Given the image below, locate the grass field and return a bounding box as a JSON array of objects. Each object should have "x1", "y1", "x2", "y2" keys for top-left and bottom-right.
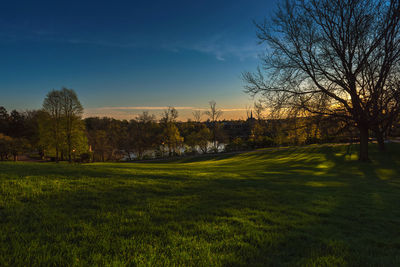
[{"x1": 1, "y1": 144, "x2": 400, "y2": 266}]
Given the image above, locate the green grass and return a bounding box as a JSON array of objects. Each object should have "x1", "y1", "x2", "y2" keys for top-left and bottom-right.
[{"x1": 1, "y1": 144, "x2": 400, "y2": 266}]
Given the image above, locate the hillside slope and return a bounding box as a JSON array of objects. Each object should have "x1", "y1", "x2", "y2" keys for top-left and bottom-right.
[{"x1": 1, "y1": 144, "x2": 400, "y2": 266}]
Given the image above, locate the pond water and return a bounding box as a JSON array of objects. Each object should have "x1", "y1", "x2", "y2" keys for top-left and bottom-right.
[{"x1": 123, "y1": 142, "x2": 226, "y2": 160}]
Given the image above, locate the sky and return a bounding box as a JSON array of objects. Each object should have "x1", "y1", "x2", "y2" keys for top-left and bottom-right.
[{"x1": 0, "y1": 0, "x2": 278, "y2": 120}]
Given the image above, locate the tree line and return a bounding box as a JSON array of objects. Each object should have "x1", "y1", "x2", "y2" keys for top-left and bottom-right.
[{"x1": 1, "y1": 88, "x2": 399, "y2": 162}]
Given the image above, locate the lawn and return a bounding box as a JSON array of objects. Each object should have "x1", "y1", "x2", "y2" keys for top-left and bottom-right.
[{"x1": 1, "y1": 144, "x2": 400, "y2": 266}]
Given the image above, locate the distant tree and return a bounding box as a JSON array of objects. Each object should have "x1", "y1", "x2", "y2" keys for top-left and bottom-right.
[
  {"x1": 106, "y1": 119, "x2": 126, "y2": 161},
  {"x1": 192, "y1": 110, "x2": 202, "y2": 123},
  {"x1": 8, "y1": 110, "x2": 25, "y2": 138},
  {"x1": 85, "y1": 117, "x2": 126, "y2": 162},
  {"x1": 37, "y1": 111, "x2": 53, "y2": 159},
  {"x1": 160, "y1": 107, "x2": 183, "y2": 156},
  {"x1": 214, "y1": 123, "x2": 228, "y2": 151},
  {"x1": 129, "y1": 112, "x2": 160, "y2": 159},
  {"x1": 59, "y1": 88, "x2": 84, "y2": 162},
  {"x1": 42, "y1": 90, "x2": 63, "y2": 162},
  {"x1": 24, "y1": 110, "x2": 47, "y2": 159},
  {"x1": 0, "y1": 134, "x2": 12, "y2": 161},
  {"x1": 93, "y1": 130, "x2": 110, "y2": 162},
  {"x1": 162, "y1": 123, "x2": 184, "y2": 156},
  {"x1": 0, "y1": 134, "x2": 26, "y2": 161},
  {"x1": 42, "y1": 88, "x2": 87, "y2": 162},
  {"x1": 246, "y1": 105, "x2": 252, "y2": 119},
  {"x1": 204, "y1": 101, "x2": 223, "y2": 150},
  {"x1": 0, "y1": 137, "x2": 9, "y2": 160},
  {"x1": 204, "y1": 101, "x2": 222, "y2": 124},
  {"x1": 69, "y1": 119, "x2": 89, "y2": 161},
  {"x1": 197, "y1": 127, "x2": 211, "y2": 153},
  {"x1": 244, "y1": 0, "x2": 400, "y2": 161},
  {"x1": 185, "y1": 131, "x2": 198, "y2": 153},
  {"x1": 184, "y1": 124, "x2": 211, "y2": 154},
  {"x1": 9, "y1": 138, "x2": 29, "y2": 161},
  {"x1": 0, "y1": 107, "x2": 9, "y2": 135},
  {"x1": 249, "y1": 122, "x2": 267, "y2": 148},
  {"x1": 253, "y1": 100, "x2": 264, "y2": 121},
  {"x1": 161, "y1": 107, "x2": 178, "y2": 125},
  {"x1": 86, "y1": 118, "x2": 106, "y2": 161},
  {"x1": 229, "y1": 137, "x2": 245, "y2": 151}
]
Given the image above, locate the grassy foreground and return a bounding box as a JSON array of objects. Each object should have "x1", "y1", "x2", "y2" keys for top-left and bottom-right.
[{"x1": 1, "y1": 144, "x2": 400, "y2": 266}]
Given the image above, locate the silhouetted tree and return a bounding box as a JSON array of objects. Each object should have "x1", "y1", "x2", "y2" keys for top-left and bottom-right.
[
  {"x1": 253, "y1": 100, "x2": 264, "y2": 121},
  {"x1": 244, "y1": 0, "x2": 400, "y2": 161},
  {"x1": 192, "y1": 110, "x2": 202, "y2": 123},
  {"x1": 160, "y1": 107, "x2": 178, "y2": 125}
]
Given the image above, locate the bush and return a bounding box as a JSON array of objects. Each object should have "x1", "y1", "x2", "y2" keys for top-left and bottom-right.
[{"x1": 80, "y1": 152, "x2": 92, "y2": 163}]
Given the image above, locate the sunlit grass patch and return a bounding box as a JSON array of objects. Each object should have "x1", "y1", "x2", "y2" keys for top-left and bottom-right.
[
  {"x1": 305, "y1": 181, "x2": 347, "y2": 187},
  {"x1": 375, "y1": 168, "x2": 396, "y2": 180}
]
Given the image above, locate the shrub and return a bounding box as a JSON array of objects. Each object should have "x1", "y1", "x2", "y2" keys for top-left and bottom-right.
[{"x1": 80, "y1": 152, "x2": 92, "y2": 163}]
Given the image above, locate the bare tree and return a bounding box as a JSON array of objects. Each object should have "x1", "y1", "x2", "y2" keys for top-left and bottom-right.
[
  {"x1": 204, "y1": 101, "x2": 223, "y2": 150},
  {"x1": 371, "y1": 66, "x2": 400, "y2": 150},
  {"x1": 192, "y1": 110, "x2": 202, "y2": 123},
  {"x1": 244, "y1": 0, "x2": 400, "y2": 161},
  {"x1": 161, "y1": 107, "x2": 178, "y2": 125},
  {"x1": 245, "y1": 105, "x2": 252, "y2": 119},
  {"x1": 204, "y1": 101, "x2": 223, "y2": 122}
]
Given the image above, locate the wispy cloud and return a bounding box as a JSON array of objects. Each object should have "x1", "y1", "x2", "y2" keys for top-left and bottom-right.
[
  {"x1": 187, "y1": 42, "x2": 260, "y2": 61},
  {"x1": 63, "y1": 36, "x2": 262, "y2": 61},
  {"x1": 64, "y1": 38, "x2": 140, "y2": 48},
  {"x1": 163, "y1": 34, "x2": 262, "y2": 61},
  {"x1": 0, "y1": 26, "x2": 262, "y2": 62},
  {"x1": 26, "y1": 29, "x2": 262, "y2": 61}
]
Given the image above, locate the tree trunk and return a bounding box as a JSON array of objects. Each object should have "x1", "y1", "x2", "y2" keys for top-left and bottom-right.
[
  {"x1": 55, "y1": 146, "x2": 59, "y2": 163},
  {"x1": 39, "y1": 150, "x2": 45, "y2": 160},
  {"x1": 376, "y1": 130, "x2": 385, "y2": 151},
  {"x1": 359, "y1": 124, "x2": 369, "y2": 162},
  {"x1": 68, "y1": 136, "x2": 72, "y2": 163}
]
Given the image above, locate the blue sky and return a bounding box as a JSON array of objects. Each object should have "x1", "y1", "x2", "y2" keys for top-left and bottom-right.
[{"x1": 0, "y1": 0, "x2": 278, "y2": 120}]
